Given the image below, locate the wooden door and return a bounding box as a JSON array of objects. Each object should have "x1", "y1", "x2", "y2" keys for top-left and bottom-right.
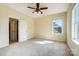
[{"x1": 9, "y1": 18, "x2": 18, "y2": 44}]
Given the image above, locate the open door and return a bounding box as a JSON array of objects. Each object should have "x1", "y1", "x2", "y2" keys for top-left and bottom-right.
[{"x1": 9, "y1": 18, "x2": 18, "y2": 44}]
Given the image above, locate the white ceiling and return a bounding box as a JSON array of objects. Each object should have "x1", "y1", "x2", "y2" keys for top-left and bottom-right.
[{"x1": 3, "y1": 3, "x2": 70, "y2": 18}]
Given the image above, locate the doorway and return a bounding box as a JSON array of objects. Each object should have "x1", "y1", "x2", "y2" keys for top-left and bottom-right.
[{"x1": 9, "y1": 17, "x2": 19, "y2": 44}]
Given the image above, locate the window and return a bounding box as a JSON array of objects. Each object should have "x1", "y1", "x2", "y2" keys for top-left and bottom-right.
[
  {"x1": 72, "y1": 3, "x2": 79, "y2": 42},
  {"x1": 52, "y1": 18, "x2": 63, "y2": 34}
]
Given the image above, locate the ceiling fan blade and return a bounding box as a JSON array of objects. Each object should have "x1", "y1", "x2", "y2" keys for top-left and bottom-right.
[
  {"x1": 40, "y1": 7, "x2": 48, "y2": 10},
  {"x1": 32, "y1": 10, "x2": 37, "y2": 13},
  {"x1": 40, "y1": 10, "x2": 43, "y2": 14},
  {"x1": 27, "y1": 6, "x2": 36, "y2": 9},
  {"x1": 32, "y1": 11, "x2": 35, "y2": 13}
]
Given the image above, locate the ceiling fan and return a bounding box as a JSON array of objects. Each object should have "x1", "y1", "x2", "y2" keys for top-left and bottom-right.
[{"x1": 27, "y1": 3, "x2": 48, "y2": 14}]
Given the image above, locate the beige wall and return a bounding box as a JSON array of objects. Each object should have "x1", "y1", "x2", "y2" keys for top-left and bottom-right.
[
  {"x1": 34, "y1": 12, "x2": 67, "y2": 42},
  {"x1": 67, "y1": 3, "x2": 79, "y2": 56},
  {"x1": 0, "y1": 4, "x2": 34, "y2": 48},
  {"x1": 1, "y1": 3, "x2": 78, "y2": 54}
]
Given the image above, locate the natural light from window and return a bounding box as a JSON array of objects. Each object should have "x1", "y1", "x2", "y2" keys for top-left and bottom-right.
[
  {"x1": 72, "y1": 3, "x2": 79, "y2": 44},
  {"x1": 52, "y1": 18, "x2": 63, "y2": 35},
  {"x1": 35, "y1": 41, "x2": 53, "y2": 44}
]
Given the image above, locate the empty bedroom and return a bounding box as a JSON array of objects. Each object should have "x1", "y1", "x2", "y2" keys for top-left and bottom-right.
[{"x1": 0, "y1": 3, "x2": 79, "y2": 56}]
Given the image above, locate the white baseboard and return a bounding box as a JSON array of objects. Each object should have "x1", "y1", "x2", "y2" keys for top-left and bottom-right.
[{"x1": 0, "y1": 41, "x2": 9, "y2": 48}]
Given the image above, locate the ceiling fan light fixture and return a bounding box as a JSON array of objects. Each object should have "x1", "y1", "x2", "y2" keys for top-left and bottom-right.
[
  {"x1": 27, "y1": 3, "x2": 48, "y2": 15},
  {"x1": 33, "y1": 11, "x2": 41, "y2": 15},
  {"x1": 36, "y1": 13, "x2": 40, "y2": 15}
]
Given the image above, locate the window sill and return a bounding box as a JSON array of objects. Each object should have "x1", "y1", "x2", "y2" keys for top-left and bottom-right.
[
  {"x1": 72, "y1": 39, "x2": 79, "y2": 45},
  {"x1": 52, "y1": 33, "x2": 63, "y2": 35}
]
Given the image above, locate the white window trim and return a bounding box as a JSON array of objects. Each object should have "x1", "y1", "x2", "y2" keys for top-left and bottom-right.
[{"x1": 72, "y1": 3, "x2": 79, "y2": 44}]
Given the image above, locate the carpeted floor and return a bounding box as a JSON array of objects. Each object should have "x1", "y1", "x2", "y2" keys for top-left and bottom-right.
[{"x1": 0, "y1": 39, "x2": 73, "y2": 56}]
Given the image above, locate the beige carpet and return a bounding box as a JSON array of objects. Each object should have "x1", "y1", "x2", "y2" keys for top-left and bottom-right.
[{"x1": 0, "y1": 39, "x2": 73, "y2": 56}]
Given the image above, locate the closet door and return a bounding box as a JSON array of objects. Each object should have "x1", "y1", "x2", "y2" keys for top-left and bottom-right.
[{"x1": 9, "y1": 18, "x2": 18, "y2": 44}]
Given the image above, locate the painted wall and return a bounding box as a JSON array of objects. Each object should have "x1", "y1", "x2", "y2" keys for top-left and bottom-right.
[
  {"x1": 67, "y1": 3, "x2": 79, "y2": 56},
  {"x1": 0, "y1": 4, "x2": 34, "y2": 48},
  {"x1": 34, "y1": 12, "x2": 67, "y2": 42}
]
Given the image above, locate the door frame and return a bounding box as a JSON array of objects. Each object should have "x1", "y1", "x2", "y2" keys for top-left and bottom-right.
[{"x1": 9, "y1": 17, "x2": 19, "y2": 44}]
